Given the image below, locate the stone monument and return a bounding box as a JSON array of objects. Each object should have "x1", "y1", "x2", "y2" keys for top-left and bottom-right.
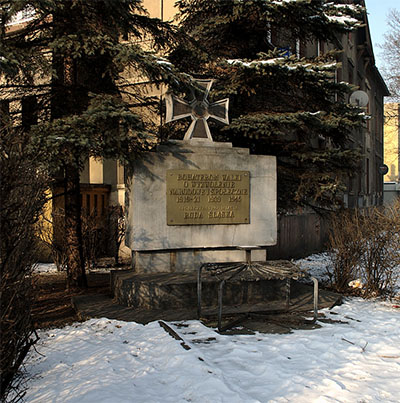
[{"x1": 125, "y1": 79, "x2": 277, "y2": 273}]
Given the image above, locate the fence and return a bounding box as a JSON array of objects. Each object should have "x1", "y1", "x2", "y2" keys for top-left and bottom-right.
[{"x1": 267, "y1": 212, "x2": 330, "y2": 259}]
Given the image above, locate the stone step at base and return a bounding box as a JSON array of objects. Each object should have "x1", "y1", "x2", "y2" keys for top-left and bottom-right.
[{"x1": 111, "y1": 269, "x2": 313, "y2": 311}]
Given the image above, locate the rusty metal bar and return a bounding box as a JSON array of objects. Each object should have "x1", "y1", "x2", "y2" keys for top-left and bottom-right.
[
  {"x1": 197, "y1": 255, "x2": 310, "y2": 331},
  {"x1": 218, "y1": 279, "x2": 226, "y2": 331},
  {"x1": 285, "y1": 278, "x2": 291, "y2": 310},
  {"x1": 197, "y1": 263, "x2": 205, "y2": 319},
  {"x1": 311, "y1": 276, "x2": 319, "y2": 322}
]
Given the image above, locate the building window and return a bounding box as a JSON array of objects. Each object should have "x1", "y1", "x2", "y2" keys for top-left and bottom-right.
[
  {"x1": 86, "y1": 194, "x2": 91, "y2": 214},
  {"x1": 348, "y1": 59, "x2": 354, "y2": 85},
  {"x1": 348, "y1": 32, "x2": 353, "y2": 49},
  {"x1": 317, "y1": 40, "x2": 325, "y2": 56},
  {"x1": 0, "y1": 100, "x2": 10, "y2": 128},
  {"x1": 21, "y1": 95, "x2": 38, "y2": 131}
]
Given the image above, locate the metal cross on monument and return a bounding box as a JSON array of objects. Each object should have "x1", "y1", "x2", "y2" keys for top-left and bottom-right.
[{"x1": 165, "y1": 79, "x2": 229, "y2": 141}]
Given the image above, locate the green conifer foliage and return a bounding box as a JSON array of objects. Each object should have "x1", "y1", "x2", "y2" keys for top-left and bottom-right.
[
  {"x1": 1, "y1": 0, "x2": 186, "y2": 288},
  {"x1": 170, "y1": 0, "x2": 366, "y2": 211}
]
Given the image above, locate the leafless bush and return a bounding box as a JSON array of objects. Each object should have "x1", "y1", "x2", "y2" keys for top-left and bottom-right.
[
  {"x1": 107, "y1": 206, "x2": 126, "y2": 266},
  {"x1": 81, "y1": 209, "x2": 104, "y2": 269},
  {"x1": 40, "y1": 204, "x2": 126, "y2": 272},
  {"x1": 0, "y1": 126, "x2": 48, "y2": 401},
  {"x1": 328, "y1": 202, "x2": 400, "y2": 298},
  {"x1": 360, "y1": 203, "x2": 400, "y2": 297},
  {"x1": 37, "y1": 209, "x2": 68, "y2": 271},
  {"x1": 82, "y1": 205, "x2": 126, "y2": 267},
  {"x1": 38, "y1": 206, "x2": 104, "y2": 272},
  {"x1": 328, "y1": 209, "x2": 365, "y2": 292}
]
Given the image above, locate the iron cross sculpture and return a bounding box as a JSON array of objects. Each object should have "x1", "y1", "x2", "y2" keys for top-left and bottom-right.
[{"x1": 165, "y1": 79, "x2": 229, "y2": 141}]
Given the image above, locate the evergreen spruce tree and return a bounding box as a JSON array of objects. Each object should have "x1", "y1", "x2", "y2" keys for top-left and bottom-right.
[
  {"x1": 1, "y1": 0, "x2": 186, "y2": 289},
  {"x1": 169, "y1": 0, "x2": 366, "y2": 211}
]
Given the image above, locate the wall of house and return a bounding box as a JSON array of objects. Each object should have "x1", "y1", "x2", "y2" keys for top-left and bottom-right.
[
  {"x1": 383, "y1": 181, "x2": 400, "y2": 205},
  {"x1": 84, "y1": 1, "x2": 178, "y2": 213},
  {"x1": 142, "y1": 0, "x2": 176, "y2": 21},
  {"x1": 335, "y1": 21, "x2": 388, "y2": 208},
  {"x1": 384, "y1": 103, "x2": 400, "y2": 182},
  {"x1": 80, "y1": 158, "x2": 130, "y2": 259},
  {"x1": 80, "y1": 158, "x2": 124, "y2": 204}
]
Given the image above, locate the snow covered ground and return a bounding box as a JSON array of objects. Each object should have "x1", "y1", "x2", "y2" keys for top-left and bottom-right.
[
  {"x1": 34, "y1": 263, "x2": 58, "y2": 274},
  {"x1": 295, "y1": 252, "x2": 334, "y2": 285},
  {"x1": 34, "y1": 263, "x2": 113, "y2": 274},
  {"x1": 21, "y1": 254, "x2": 400, "y2": 403}
]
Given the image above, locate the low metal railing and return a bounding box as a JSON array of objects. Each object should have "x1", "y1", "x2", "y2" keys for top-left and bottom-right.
[{"x1": 197, "y1": 255, "x2": 319, "y2": 332}]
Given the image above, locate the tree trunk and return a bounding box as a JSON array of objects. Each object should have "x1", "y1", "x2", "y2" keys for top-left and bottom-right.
[{"x1": 64, "y1": 163, "x2": 87, "y2": 289}]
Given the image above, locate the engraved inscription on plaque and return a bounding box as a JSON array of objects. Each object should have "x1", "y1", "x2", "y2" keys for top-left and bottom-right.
[{"x1": 166, "y1": 170, "x2": 250, "y2": 225}]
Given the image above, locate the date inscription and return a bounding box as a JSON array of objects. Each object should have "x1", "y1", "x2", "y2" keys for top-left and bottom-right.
[{"x1": 166, "y1": 170, "x2": 250, "y2": 225}]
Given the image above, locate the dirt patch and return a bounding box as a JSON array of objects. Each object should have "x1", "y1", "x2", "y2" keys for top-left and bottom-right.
[{"x1": 31, "y1": 271, "x2": 111, "y2": 329}]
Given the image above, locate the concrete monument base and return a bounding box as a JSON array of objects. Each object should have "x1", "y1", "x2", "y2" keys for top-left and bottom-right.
[
  {"x1": 126, "y1": 140, "x2": 277, "y2": 273},
  {"x1": 133, "y1": 248, "x2": 267, "y2": 273},
  {"x1": 112, "y1": 265, "x2": 288, "y2": 310}
]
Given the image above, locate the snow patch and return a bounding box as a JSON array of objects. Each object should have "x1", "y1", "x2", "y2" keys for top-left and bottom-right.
[
  {"x1": 34, "y1": 263, "x2": 58, "y2": 274},
  {"x1": 226, "y1": 58, "x2": 337, "y2": 73},
  {"x1": 20, "y1": 298, "x2": 400, "y2": 402},
  {"x1": 295, "y1": 252, "x2": 333, "y2": 284},
  {"x1": 20, "y1": 252, "x2": 400, "y2": 402}
]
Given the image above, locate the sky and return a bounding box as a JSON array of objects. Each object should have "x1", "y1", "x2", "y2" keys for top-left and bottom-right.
[{"x1": 365, "y1": 0, "x2": 399, "y2": 71}]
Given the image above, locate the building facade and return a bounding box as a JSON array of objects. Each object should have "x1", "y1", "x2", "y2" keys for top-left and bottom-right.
[
  {"x1": 304, "y1": 0, "x2": 389, "y2": 208},
  {"x1": 5, "y1": 1, "x2": 387, "y2": 211},
  {"x1": 383, "y1": 103, "x2": 400, "y2": 204},
  {"x1": 384, "y1": 103, "x2": 400, "y2": 182},
  {"x1": 337, "y1": 1, "x2": 389, "y2": 208},
  {"x1": 2, "y1": 1, "x2": 389, "y2": 259}
]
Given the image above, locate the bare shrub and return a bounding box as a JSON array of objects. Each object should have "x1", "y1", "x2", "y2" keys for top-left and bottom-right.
[
  {"x1": 81, "y1": 209, "x2": 104, "y2": 269},
  {"x1": 107, "y1": 206, "x2": 126, "y2": 266},
  {"x1": 0, "y1": 126, "x2": 48, "y2": 401},
  {"x1": 82, "y1": 205, "x2": 126, "y2": 268},
  {"x1": 328, "y1": 209, "x2": 364, "y2": 292},
  {"x1": 38, "y1": 207, "x2": 103, "y2": 272},
  {"x1": 37, "y1": 208, "x2": 68, "y2": 272},
  {"x1": 360, "y1": 203, "x2": 400, "y2": 298},
  {"x1": 328, "y1": 202, "x2": 400, "y2": 297},
  {"x1": 39, "y1": 204, "x2": 126, "y2": 272}
]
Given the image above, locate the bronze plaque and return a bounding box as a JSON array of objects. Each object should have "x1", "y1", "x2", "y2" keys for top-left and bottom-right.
[{"x1": 166, "y1": 170, "x2": 250, "y2": 225}]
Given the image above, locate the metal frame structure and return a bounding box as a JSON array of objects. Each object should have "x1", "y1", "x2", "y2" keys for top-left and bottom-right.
[
  {"x1": 165, "y1": 79, "x2": 229, "y2": 141},
  {"x1": 197, "y1": 258, "x2": 319, "y2": 332}
]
